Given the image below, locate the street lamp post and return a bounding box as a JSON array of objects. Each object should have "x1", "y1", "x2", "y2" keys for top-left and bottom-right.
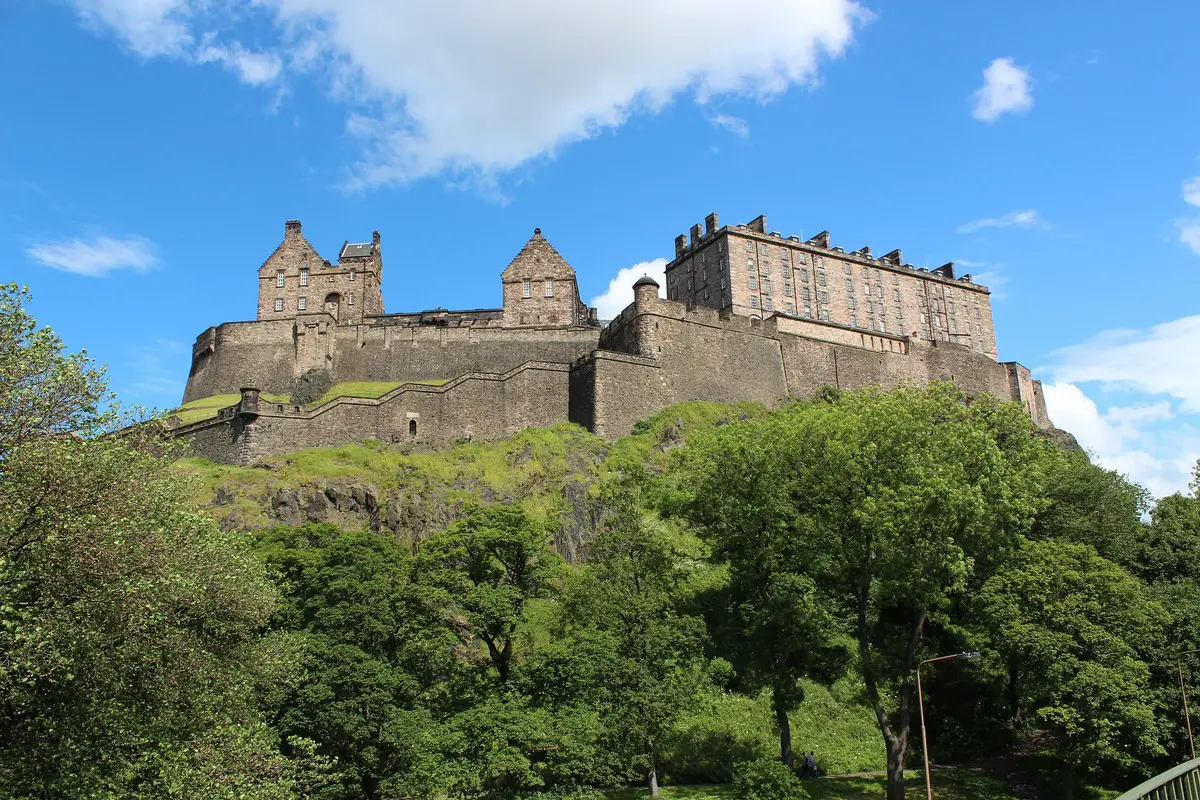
[
  {"x1": 1180, "y1": 649, "x2": 1199, "y2": 761},
  {"x1": 917, "y1": 651, "x2": 982, "y2": 800}
]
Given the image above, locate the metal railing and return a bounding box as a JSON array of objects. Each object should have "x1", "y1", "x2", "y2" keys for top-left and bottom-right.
[{"x1": 1114, "y1": 757, "x2": 1200, "y2": 800}]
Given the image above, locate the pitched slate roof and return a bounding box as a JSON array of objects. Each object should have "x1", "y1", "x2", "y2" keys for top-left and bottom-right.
[
  {"x1": 340, "y1": 242, "x2": 375, "y2": 259},
  {"x1": 501, "y1": 228, "x2": 577, "y2": 281}
]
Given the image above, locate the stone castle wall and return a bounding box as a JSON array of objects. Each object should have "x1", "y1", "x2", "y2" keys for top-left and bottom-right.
[{"x1": 184, "y1": 315, "x2": 600, "y2": 402}]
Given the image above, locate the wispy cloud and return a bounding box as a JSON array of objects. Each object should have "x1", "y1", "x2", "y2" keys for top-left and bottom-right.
[
  {"x1": 67, "y1": 0, "x2": 871, "y2": 188},
  {"x1": 27, "y1": 234, "x2": 160, "y2": 277},
  {"x1": 1176, "y1": 176, "x2": 1200, "y2": 254},
  {"x1": 590, "y1": 258, "x2": 667, "y2": 320},
  {"x1": 972, "y1": 57, "x2": 1033, "y2": 123},
  {"x1": 1042, "y1": 314, "x2": 1200, "y2": 497},
  {"x1": 971, "y1": 270, "x2": 1009, "y2": 301},
  {"x1": 709, "y1": 112, "x2": 749, "y2": 139},
  {"x1": 956, "y1": 208, "x2": 1041, "y2": 234}
]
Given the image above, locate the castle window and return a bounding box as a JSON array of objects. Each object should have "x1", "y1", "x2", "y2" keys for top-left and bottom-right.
[
  {"x1": 350, "y1": 269, "x2": 356, "y2": 281},
  {"x1": 850, "y1": 313, "x2": 859, "y2": 327},
  {"x1": 300, "y1": 268, "x2": 309, "y2": 287},
  {"x1": 720, "y1": 277, "x2": 726, "y2": 289},
  {"x1": 920, "y1": 313, "x2": 927, "y2": 324},
  {"x1": 522, "y1": 280, "x2": 532, "y2": 299},
  {"x1": 800, "y1": 271, "x2": 808, "y2": 283},
  {"x1": 298, "y1": 296, "x2": 307, "y2": 311},
  {"x1": 843, "y1": 263, "x2": 852, "y2": 274},
  {"x1": 409, "y1": 419, "x2": 417, "y2": 437},
  {"x1": 845, "y1": 278, "x2": 853, "y2": 292},
  {"x1": 820, "y1": 309, "x2": 830, "y2": 322},
  {"x1": 763, "y1": 279, "x2": 772, "y2": 295},
  {"x1": 545, "y1": 278, "x2": 553, "y2": 297},
  {"x1": 819, "y1": 291, "x2": 829, "y2": 304},
  {"x1": 894, "y1": 289, "x2": 901, "y2": 301},
  {"x1": 274, "y1": 297, "x2": 284, "y2": 312},
  {"x1": 803, "y1": 303, "x2": 812, "y2": 318},
  {"x1": 783, "y1": 281, "x2": 792, "y2": 297},
  {"x1": 276, "y1": 270, "x2": 285, "y2": 287},
  {"x1": 817, "y1": 273, "x2": 826, "y2": 287},
  {"x1": 748, "y1": 275, "x2": 757, "y2": 290},
  {"x1": 750, "y1": 296, "x2": 759, "y2": 308},
  {"x1": 348, "y1": 293, "x2": 354, "y2": 306},
  {"x1": 764, "y1": 297, "x2": 774, "y2": 312}
]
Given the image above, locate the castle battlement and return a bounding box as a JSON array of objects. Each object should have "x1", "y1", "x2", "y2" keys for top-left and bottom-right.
[{"x1": 173, "y1": 214, "x2": 1051, "y2": 464}]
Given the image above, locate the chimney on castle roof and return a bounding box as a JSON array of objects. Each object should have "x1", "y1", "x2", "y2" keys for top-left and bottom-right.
[
  {"x1": 372, "y1": 230, "x2": 380, "y2": 246},
  {"x1": 858, "y1": 245, "x2": 872, "y2": 258},
  {"x1": 806, "y1": 230, "x2": 831, "y2": 248},
  {"x1": 690, "y1": 223, "x2": 702, "y2": 245},
  {"x1": 932, "y1": 262, "x2": 956, "y2": 279},
  {"x1": 705, "y1": 212, "x2": 719, "y2": 235},
  {"x1": 747, "y1": 214, "x2": 767, "y2": 233},
  {"x1": 675, "y1": 234, "x2": 687, "y2": 257},
  {"x1": 285, "y1": 219, "x2": 302, "y2": 240},
  {"x1": 881, "y1": 248, "x2": 903, "y2": 266}
]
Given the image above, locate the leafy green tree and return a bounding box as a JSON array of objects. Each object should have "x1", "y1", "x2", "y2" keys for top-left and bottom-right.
[
  {"x1": 681, "y1": 385, "x2": 1049, "y2": 800},
  {"x1": 550, "y1": 480, "x2": 711, "y2": 798},
  {"x1": 1029, "y1": 449, "x2": 1149, "y2": 569},
  {"x1": 676, "y1": 415, "x2": 848, "y2": 770},
  {"x1": 417, "y1": 505, "x2": 562, "y2": 684},
  {"x1": 976, "y1": 539, "x2": 1167, "y2": 798},
  {"x1": 256, "y1": 524, "x2": 455, "y2": 800},
  {"x1": 0, "y1": 284, "x2": 287, "y2": 798}
]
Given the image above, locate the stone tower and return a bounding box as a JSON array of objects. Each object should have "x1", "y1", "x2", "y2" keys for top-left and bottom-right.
[
  {"x1": 500, "y1": 228, "x2": 591, "y2": 328},
  {"x1": 256, "y1": 220, "x2": 384, "y2": 325}
]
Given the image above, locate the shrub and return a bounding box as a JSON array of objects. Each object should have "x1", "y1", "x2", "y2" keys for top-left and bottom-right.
[{"x1": 731, "y1": 758, "x2": 809, "y2": 800}]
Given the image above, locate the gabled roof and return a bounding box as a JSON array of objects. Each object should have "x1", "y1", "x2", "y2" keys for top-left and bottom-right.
[
  {"x1": 258, "y1": 229, "x2": 323, "y2": 274},
  {"x1": 501, "y1": 228, "x2": 577, "y2": 281}
]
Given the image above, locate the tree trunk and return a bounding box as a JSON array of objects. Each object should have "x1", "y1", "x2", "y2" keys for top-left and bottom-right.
[
  {"x1": 1062, "y1": 760, "x2": 1075, "y2": 800},
  {"x1": 773, "y1": 687, "x2": 794, "y2": 770},
  {"x1": 885, "y1": 732, "x2": 906, "y2": 800},
  {"x1": 647, "y1": 739, "x2": 660, "y2": 800}
]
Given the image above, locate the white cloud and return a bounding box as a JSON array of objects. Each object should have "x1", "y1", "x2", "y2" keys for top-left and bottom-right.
[
  {"x1": 1046, "y1": 315, "x2": 1200, "y2": 413},
  {"x1": 956, "y1": 208, "x2": 1041, "y2": 234},
  {"x1": 972, "y1": 57, "x2": 1033, "y2": 123},
  {"x1": 710, "y1": 113, "x2": 750, "y2": 139},
  {"x1": 26, "y1": 234, "x2": 160, "y2": 277},
  {"x1": 71, "y1": 0, "x2": 281, "y2": 85},
  {"x1": 1183, "y1": 176, "x2": 1200, "y2": 207},
  {"x1": 68, "y1": 0, "x2": 869, "y2": 185},
  {"x1": 1042, "y1": 315, "x2": 1200, "y2": 496},
  {"x1": 1179, "y1": 219, "x2": 1200, "y2": 255},
  {"x1": 591, "y1": 258, "x2": 667, "y2": 320},
  {"x1": 1043, "y1": 383, "x2": 1196, "y2": 499}
]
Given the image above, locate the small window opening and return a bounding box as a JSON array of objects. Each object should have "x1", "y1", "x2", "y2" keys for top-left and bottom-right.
[{"x1": 409, "y1": 419, "x2": 417, "y2": 437}]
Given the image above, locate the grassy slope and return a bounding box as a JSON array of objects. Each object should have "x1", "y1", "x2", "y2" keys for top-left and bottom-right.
[{"x1": 174, "y1": 380, "x2": 450, "y2": 425}]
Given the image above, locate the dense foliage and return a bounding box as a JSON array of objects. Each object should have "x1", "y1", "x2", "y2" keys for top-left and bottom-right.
[{"x1": 4, "y1": 282, "x2": 1200, "y2": 800}]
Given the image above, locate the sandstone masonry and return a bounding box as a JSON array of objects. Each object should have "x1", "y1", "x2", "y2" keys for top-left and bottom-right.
[{"x1": 173, "y1": 215, "x2": 1052, "y2": 464}]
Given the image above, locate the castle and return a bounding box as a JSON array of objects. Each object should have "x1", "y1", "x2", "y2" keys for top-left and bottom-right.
[{"x1": 174, "y1": 214, "x2": 1051, "y2": 464}]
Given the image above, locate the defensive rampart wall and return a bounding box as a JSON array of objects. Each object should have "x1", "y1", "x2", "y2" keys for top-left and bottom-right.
[{"x1": 184, "y1": 315, "x2": 600, "y2": 403}]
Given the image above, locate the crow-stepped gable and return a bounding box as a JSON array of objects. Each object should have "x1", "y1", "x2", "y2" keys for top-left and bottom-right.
[{"x1": 174, "y1": 215, "x2": 1053, "y2": 464}]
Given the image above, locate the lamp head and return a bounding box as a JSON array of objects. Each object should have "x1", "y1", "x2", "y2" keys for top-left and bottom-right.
[{"x1": 959, "y1": 651, "x2": 983, "y2": 660}]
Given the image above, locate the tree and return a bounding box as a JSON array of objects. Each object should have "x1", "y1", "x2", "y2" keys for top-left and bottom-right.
[
  {"x1": 417, "y1": 505, "x2": 562, "y2": 684},
  {"x1": 977, "y1": 539, "x2": 1167, "y2": 799},
  {"x1": 256, "y1": 525, "x2": 455, "y2": 800},
  {"x1": 558, "y1": 479, "x2": 710, "y2": 799},
  {"x1": 0, "y1": 284, "x2": 287, "y2": 798},
  {"x1": 678, "y1": 415, "x2": 848, "y2": 770},
  {"x1": 681, "y1": 385, "x2": 1050, "y2": 800}
]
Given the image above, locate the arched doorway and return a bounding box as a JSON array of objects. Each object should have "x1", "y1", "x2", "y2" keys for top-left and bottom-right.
[{"x1": 324, "y1": 293, "x2": 341, "y2": 321}]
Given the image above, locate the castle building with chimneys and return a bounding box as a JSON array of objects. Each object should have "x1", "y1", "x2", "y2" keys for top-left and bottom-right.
[{"x1": 173, "y1": 214, "x2": 1051, "y2": 464}]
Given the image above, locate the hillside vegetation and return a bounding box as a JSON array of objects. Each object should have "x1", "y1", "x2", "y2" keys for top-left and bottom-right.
[{"x1": 5, "y1": 283, "x2": 1195, "y2": 800}]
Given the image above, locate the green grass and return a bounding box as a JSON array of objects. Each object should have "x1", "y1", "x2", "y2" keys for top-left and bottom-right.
[
  {"x1": 607, "y1": 768, "x2": 1016, "y2": 799},
  {"x1": 173, "y1": 380, "x2": 450, "y2": 425}
]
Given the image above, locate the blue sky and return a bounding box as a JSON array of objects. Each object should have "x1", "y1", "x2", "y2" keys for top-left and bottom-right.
[{"x1": 3, "y1": 0, "x2": 1199, "y2": 496}]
